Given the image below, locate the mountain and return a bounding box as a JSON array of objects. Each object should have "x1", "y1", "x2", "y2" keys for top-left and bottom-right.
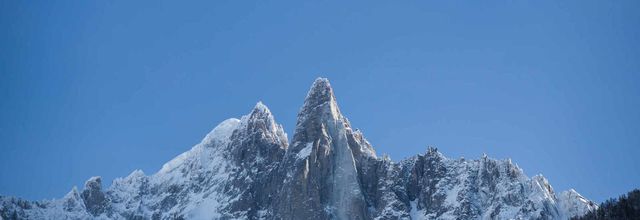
[
  {"x1": 0, "y1": 78, "x2": 597, "y2": 220},
  {"x1": 571, "y1": 188, "x2": 640, "y2": 220}
]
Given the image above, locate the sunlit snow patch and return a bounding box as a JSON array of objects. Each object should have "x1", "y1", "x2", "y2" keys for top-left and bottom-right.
[{"x1": 297, "y1": 142, "x2": 313, "y2": 159}]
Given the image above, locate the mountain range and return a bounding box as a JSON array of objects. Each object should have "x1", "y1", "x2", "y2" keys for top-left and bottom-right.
[{"x1": 0, "y1": 78, "x2": 597, "y2": 220}]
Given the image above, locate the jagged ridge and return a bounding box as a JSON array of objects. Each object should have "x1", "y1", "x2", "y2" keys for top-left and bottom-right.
[{"x1": 0, "y1": 78, "x2": 597, "y2": 220}]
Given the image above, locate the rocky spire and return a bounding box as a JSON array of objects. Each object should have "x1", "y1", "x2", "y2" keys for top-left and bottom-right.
[
  {"x1": 238, "y1": 101, "x2": 288, "y2": 149},
  {"x1": 300, "y1": 78, "x2": 338, "y2": 114},
  {"x1": 278, "y1": 78, "x2": 372, "y2": 220},
  {"x1": 294, "y1": 78, "x2": 341, "y2": 135},
  {"x1": 292, "y1": 77, "x2": 375, "y2": 157},
  {"x1": 81, "y1": 176, "x2": 108, "y2": 216}
]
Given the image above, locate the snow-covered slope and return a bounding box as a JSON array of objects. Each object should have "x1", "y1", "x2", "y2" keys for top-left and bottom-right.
[{"x1": 0, "y1": 78, "x2": 597, "y2": 220}]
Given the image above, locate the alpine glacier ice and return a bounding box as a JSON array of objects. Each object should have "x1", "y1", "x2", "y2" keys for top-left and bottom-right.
[{"x1": 0, "y1": 78, "x2": 597, "y2": 220}]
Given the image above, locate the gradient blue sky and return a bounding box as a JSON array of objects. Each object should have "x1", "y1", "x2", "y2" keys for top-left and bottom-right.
[{"x1": 1, "y1": 1, "x2": 639, "y2": 203}]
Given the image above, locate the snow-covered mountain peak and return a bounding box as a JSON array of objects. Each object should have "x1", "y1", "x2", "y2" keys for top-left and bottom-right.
[
  {"x1": 253, "y1": 100, "x2": 269, "y2": 112},
  {"x1": 63, "y1": 187, "x2": 82, "y2": 201},
  {"x1": 247, "y1": 101, "x2": 279, "y2": 126},
  {"x1": 201, "y1": 118, "x2": 241, "y2": 148},
  {"x1": 238, "y1": 101, "x2": 288, "y2": 149},
  {"x1": 558, "y1": 188, "x2": 598, "y2": 219},
  {"x1": 244, "y1": 101, "x2": 277, "y2": 129},
  {"x1": 156, "y1": 117, "x2": 241, "y2": 175}
]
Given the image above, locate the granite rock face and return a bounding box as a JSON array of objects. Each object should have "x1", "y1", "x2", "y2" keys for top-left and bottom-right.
[
  {"x1": 0, "y1": 78, "x2": 597, "y2": 220},
  {"x1": 275, "y1": 78, "x2": 374, "y2": 220},
  {"x1": 81, "y1": 177, "x2": 109, "y2": 216}
]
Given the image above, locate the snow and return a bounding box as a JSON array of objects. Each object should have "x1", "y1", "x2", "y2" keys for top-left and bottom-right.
[
  {"x1": 557, "y1": 188, "x2": 598, "y2": 219},
  {"x1": 297, "y1": 142, "x2": 313, "y2": 159},
  {"x1": 257, "y1": 209, "x2": 269, "y2": 219},
  {"x1": 158, "y1": 118, "x2": 240, "y2": 174},
  {"x1": 201, "y1": 118, "x2": 241, "y2": 146},
  {"x1": 85, "y1": 176, "x2": 101, "y2": 185},
  {"x1": 189, "y1": 197, "x2": 222, "y2": 220},
  {"x1": 444, "y1": 183, "x2": 462, "y2": 206},
  {"x1": 63, "y1": 186, "x2": 82, "y2": 201},
  {"x1": 254, "y1": 101, "x2": 269, "y2": 112},
  {"x1": 409, "y1": 200, "x2": 426, "y2": 220},
  {"x1": 157, "y1": 148, "x2": 195, "y2": 174}
]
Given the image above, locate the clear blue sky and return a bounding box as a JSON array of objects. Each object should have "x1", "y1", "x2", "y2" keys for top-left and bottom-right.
[{"x1": 1, "y1": 1, "x2": 638, "y2": 203}]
